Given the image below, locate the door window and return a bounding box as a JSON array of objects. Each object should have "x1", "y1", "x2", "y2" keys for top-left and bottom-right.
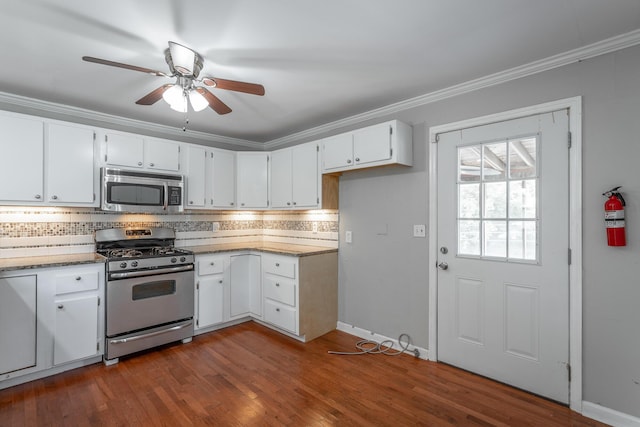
[{"x1": 457, "y1": 136, "x2": 538, "y2": 261}]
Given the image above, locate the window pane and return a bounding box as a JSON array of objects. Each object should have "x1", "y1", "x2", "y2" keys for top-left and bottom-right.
[
  {"x1": 459, "y1": 145, "x2": 482, "y2": 182},
  {"x1": 509, "y1": 137, "x2": 537, "y2": 179},
  {"x1": 459, "y1": 220, "x2": 481, "y2": 256},
  {"x1": 509, "y1": 221, "x2": 537, "y2": 260},
  {"x1": 484, "y1": 221, "x2": 506, "y2": 257},
  {"x1": 459, "y1": 183, "x2": 480, "y2": 218},
  {"x1": 483, "y1": 142, "x2": 507, "y2": 181},
  {"x1": 509, "y1": 179, "x2": 536, "y2": 219},
  {"x1": 484, "y1": 182, "x2": 506, "y2": 218}
]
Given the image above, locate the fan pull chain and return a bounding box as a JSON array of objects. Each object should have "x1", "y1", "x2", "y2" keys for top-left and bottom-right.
[{"x1": 183, "y1": 112, "x2": 189, "y2": 132}]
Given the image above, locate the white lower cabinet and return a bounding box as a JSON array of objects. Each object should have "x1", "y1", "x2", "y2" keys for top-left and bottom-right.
[
  {"x1": 0, "y1": 263, "x2": 104, "y2": 390},
  {"x1": 229, "y1": 254, "x2": 261, "y2": 319},
  {"x1": 194, "y1": 254, "x2": 226, "y2": 331},
  {"x1": 0, "y1": 275, "x2": 37, "y2": 376}
]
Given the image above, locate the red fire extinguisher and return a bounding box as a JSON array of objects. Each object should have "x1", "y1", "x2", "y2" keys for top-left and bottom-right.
[{"x1": 603, "y1": 186, "x2": 626, "y2": 247}]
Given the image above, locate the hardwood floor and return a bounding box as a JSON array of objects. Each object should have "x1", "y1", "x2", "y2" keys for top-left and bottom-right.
[{"x1": 0, "y1": 322, "x2": 607, "y2": 426}]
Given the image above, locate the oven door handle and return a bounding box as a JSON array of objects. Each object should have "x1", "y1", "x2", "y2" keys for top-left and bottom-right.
[
  {"x1": 108, "y1": 321, "x2": 193, "y2": 344},
  {"x1": 109, "y1": 264, "x2": 194, "y2": 280}
]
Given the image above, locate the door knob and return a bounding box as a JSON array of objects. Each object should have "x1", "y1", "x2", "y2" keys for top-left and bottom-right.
[{"x1": 438, "y1": 262, "x2": 449, "y2": 270}]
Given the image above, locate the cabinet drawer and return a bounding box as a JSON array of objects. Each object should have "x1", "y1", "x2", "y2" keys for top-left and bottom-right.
[
  {"x1": 198, "y1": 256, "x2": 225, "y2": 276},
  {"x1": 55, "y1": 271, "x2": 99, "y2": 295},
  {"x1": 264, "y1": 299, "x2": 297, "y2": 334},
  {"x1": 263, "y1": 257, "x2": 296, "y2": 278},
  {"x1": 264, "y1": 275, "x2": 296, "y2": 307}
]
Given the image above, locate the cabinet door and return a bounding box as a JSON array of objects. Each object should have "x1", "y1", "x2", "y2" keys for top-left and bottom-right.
[
  {"x1": 197, "y1": 275, "x2": 225, "y2": 329},
  {"x1": 54, "y1": 295, "x2": 99, "y2": 365},
  {"x1": 270, "y1": 148, "x2": 292, "y2": 208},
  {"x1": 186, "y1": 145, "x2": 206, "y2": 208},
  {"x1": 212, "y1": 149, "x2": 236, "y2": 208},
  {"x1": 322, "y1": 133, "x2": 353, "y2": 171},
  {"x1": 352, "y1": 122, "x2": 392, "y2": 166},
  {"x1": 0, "y1": 275, "x2": 37, "y2": 375},
  {"x1": 105, "y1": 133, "x2": 144, "y2": 168},
  {"x1": 0, "y1": 115, "x2": 44, "y2": 202},
  {"x1": 291, "y1": 142, "x2": 320, "y2": 208},
  {"x1": 236, "y1": 152, "x2": 269, "y2": 208},
  {"x1": 47, "y1": 123, "x2": 96, "y2": 204},
  {"x1": 145, "y1": 138, "x2": 180, "y2": 171},
  {"x1": 229, "y1": 254, "x2": 261, "y2": 319}
]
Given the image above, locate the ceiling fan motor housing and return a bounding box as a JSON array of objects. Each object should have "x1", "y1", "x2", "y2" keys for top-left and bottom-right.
[{"x1": 165, "y1": 42, "x2": 203, "y2": 78}]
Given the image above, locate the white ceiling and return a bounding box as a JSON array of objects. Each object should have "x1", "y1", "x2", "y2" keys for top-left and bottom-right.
[{"x1": 1, "y1": 0, "x2": 639, "y2": 145}]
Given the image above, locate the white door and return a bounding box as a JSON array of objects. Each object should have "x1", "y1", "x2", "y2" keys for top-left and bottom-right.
[
  {"x1": 236, "y1": 152, "x2": 269, "y2": 208},
  {"x1": 105, "y1": 133, "x2": 144, "y2": 168},
  {"x1": 186, "y1": 145, "x2": 207, "y2": 208},
  {"x1": 54, "y1": 295, "x2": 99, "y2": 365},
  {"x1": 436, "y1": 111, "x2": 570, "y2": 403},
  {"x1": 145, "y1": 138, "x2": 180, "y2": 171},
  {"x1": 352, "y1": 122, "x2": 392, "y2": 166},
  {"x1": 291, "y1": 142, "x2": 319, "y2": 208},
  {"x1": 270, "y1": 148, "x2": 293, "y2": 208}
]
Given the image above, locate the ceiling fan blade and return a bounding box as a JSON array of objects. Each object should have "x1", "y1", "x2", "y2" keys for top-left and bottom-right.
[
  {"x1": 82, "y1": 56, "x2": 170, "y2": 77},
  {"x1": 202, "y1": 77, "x2": 265, "y2": 96},
  {"x1": 136, "y1": 85, "x2": 172, "y2": 105},
  {"x1": 196, "y1": 87, "x2": 232, "y2": 114}
]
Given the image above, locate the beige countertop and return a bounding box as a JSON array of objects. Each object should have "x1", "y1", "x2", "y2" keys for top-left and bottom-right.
[
  {"x1": 0, "y1": 253, "x2": 106, "y2": 272},
  {"x1": 183, "y1": 241, "x2": 338, "y2": 257}
]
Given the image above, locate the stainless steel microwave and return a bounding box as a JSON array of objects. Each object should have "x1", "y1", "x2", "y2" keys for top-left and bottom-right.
[{"x1": 101, "y1": 168, "x2": 184, "y2": 213}]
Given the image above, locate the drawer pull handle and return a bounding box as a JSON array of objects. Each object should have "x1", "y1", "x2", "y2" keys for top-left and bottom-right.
[
  {"x1": 57, "y1": 304, "x2": 64, "y2": 310},
  {"x1": 75, "y1": 276, "x2": 82, "y2": 281}
]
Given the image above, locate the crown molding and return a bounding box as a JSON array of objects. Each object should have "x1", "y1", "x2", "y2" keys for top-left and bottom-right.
[
  {"x1": 265, "y1": 28, "x2": 640, "y2": 149},
  {"x1": 0, "y1": 91, "x2": 261, "y2": 149}
]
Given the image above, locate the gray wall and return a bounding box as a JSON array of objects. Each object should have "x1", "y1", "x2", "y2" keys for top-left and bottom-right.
[{"x1": 315, "y1": 44, "x2": 640, "y2": 417}]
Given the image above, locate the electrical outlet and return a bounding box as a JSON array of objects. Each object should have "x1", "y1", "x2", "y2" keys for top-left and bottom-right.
[
  {"x1": 413, "y1": 224, "x2": 426, "y2": 238},
  {"x1": 345, "y1": 230, "x2": 353, "y2": 243},
  {"x1": 312, "y1": 222, "x2": 318, "y2": 234}
]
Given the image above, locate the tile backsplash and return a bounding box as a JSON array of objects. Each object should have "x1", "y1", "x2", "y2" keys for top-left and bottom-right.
[{"x1": 0, "y1": 208, "x2": 339, "y2": 258}]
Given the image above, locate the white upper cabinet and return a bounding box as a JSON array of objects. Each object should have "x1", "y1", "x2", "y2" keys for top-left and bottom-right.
[
  {"x1": 145, "y1": 138, "x2": 180, "y2": 172},
  {"x1": 185, "y1": 145, "x2": 207, "y2": 208},
  {"x1": 0, "y1": 114, "x2": 44, "y2": 203},
  {"x1": 212, "y1": 149, "x2": 236, "y2": 209},
  {"x1": 271, "y1": 142, "x2": 320, "y2": 209},
  {"x1": 104, "y1": 133, "x2": 180, "y2": 172},
  {"x1": 46, "y1": 123, "x2": 96, "y2": 205},
  {"x1": 104, "y1": 133, "x2": 144, "y2": 168},
  {"x1": 236, "y1": 152, "x2": 269, "y2": 209},
  {"x1": 322, "y1": 120, "x2": 413, "y2": 173}
]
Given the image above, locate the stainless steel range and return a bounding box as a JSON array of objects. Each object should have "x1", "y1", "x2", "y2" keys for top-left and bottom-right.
[{"x1": 96, "y1": 227, "x2": 194, "y2": 365}]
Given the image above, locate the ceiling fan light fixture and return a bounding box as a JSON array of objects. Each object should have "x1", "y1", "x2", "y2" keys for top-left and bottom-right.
[
  {"x1": 189, "y1": 89, "x2": 209, "y2": 112},
  {"x1": 162, "y1": 84, "x2": 187, "y2": 112}
]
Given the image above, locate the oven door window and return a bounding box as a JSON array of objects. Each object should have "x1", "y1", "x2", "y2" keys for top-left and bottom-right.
[
  {"x1": 107, "y1": 183, "x2": 165, "y2": 206},
  {"x1": 132, "y1": 280, "x2": 176, "y2": 300}
]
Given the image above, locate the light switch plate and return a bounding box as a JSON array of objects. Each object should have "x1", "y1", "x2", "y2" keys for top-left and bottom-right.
[
  {"x1": 413, "y1": 224, "x2": 426, "y2": 238},
  {"x1": 345, "y1": 230, "x2": 353, "y2": 243}
]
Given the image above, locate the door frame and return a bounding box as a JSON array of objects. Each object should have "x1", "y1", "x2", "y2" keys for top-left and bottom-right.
[{"x1": 427, "y1": 97, "x2": 583, "y2": 411}]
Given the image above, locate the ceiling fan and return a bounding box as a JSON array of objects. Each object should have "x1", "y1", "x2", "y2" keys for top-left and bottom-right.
[{"x1": 82, "y1": 41, "x2": 265, "y2": 115}]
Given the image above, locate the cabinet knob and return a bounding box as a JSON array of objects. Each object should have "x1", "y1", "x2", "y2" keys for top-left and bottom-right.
[
  {"x1": 230, "y1": 202, "x2": 234, "y2": 206},
  {"x1": 355, "y1": 157, "x2": 360, "y2": 162},
  {"x1": 275, "y1": 263, "x2": 280, "y2": 267},
  {"x1": 293, "y1": 202, "x2": 297, "y2": 206},
  {"x1": 275, "y1": 282, "x2": 280, "y2": 287},
  {"x1": 347, "y1": 159, "x2": 352, "y2": 164},
  {"x1": 241, "y1": 203, "x2": 245, "y2": 206},
  {"x1": 149, "y1": 163, "x2": 155, "y2": 167},
  {"x1": 75, "y1": 276, "x2": 82, "y2": 281},
  {"x1": 137, "y1": 161, "x2": 143, "y2": 166},
  {"x1": 189, "y1": 201, "x2": 193, "y2": 205},
  {"x1": 287, "y1": 202, "x2": 291, "y2": 206},
  {"x1": 57, "y1": 304, "x2": 64, "y2": 310},
  {"x1": 218, "y1": 280, "x2": 223, "y2": 284},
  {"x1": 210, "y1": 262, "x2": 215, "y2": 266},
  {"x1": 34, "y1": 194, "x2": 41, "y2": 199},
  {"x1": 276, "y1": 308, "x2": 280, "y2": 312},
  {"x1": 51, "y1": 195, "x2": 58, "y2": 200}
]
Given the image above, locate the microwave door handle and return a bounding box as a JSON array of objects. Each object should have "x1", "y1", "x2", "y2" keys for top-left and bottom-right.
[{"x1": 163, "y1": 183, "x2": 168, "y2": 211}]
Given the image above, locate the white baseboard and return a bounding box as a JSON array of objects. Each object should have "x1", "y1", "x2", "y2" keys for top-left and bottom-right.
[
  {"x1": 582, "y1": 402, "x2": 640, "y2": 427},
  {"x1": 336, "y1": 321, "x2": 429, "y2": 360}
]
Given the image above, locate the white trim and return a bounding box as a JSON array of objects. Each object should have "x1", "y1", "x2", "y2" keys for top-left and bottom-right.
[
  {"x1": 266, "y1": 29, "x2": 640, "y2": 148},
  {"x1": 0, "y1": 91, "x2": 261, "y2": 149},
  {"x1": 336, "y1": 321, "x2": 429, "y2": 360},
  {"x1": 427, "y1": 97, "x2": 583, "y2": 411},
  {"x1": 582, "y1": 402, "x2": 640, "y2": 427}
]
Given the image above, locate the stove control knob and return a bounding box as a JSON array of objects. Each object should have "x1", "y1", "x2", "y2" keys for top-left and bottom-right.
[
  {"x1": 131, "y1": 261, "x2": 139, "y2": 268},
  {"x1": 171, "y1": 257, "x2": 177, "y2": 263},
  {"x1": 120, "y1": 262, "x2": 127, "y2": 269},
  {"x1": 180, "y1": 256, "x2": 186, "y2": 262}
]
